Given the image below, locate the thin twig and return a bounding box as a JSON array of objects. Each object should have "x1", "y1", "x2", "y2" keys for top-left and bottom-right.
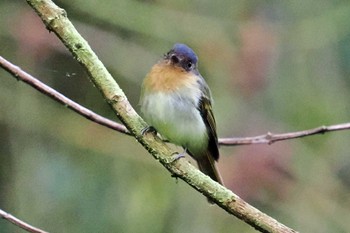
[
  {"x1": 0, "y1": 208, "x2": 48, "y2": 233},
  {"x1": 219, "y1": 123, "x2": 350, "y2": 146},
  {"x1": 0, "y1": 56, "x2": 130, "y2": 135}
]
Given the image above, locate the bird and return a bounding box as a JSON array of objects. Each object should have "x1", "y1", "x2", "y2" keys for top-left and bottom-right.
[{"x1": 140, "y1": 43, "x2": 223, "y2": 189}]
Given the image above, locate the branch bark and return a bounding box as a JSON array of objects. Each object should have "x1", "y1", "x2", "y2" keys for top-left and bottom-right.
[{"x1": 3, "y1": 1, "x2": 299, "y2": 232}]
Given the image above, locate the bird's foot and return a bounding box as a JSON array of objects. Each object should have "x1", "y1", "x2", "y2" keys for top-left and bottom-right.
[
  {"x1": 141, "y1": 126, "x2": 157, "y2": 135},
  {"x1": 165, "y1": 151, "x2": 186, "y2": 164},
  {"x1": 169, "y1": 152, "x2": 186, "y2": 182},
  {"x1": 168, "y1": 149, "x2": 188, "y2": 182}
]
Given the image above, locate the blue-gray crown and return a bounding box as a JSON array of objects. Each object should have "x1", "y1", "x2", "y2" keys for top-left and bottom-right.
[{"x1": 172, "y1": 43, "x2": 198, "y2": 65}]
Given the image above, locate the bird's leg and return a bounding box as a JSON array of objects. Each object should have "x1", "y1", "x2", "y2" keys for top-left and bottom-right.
[
  {"x1": 166, "y1": 148, "x2": 187, "y2": 164},
  {"x1": 169, "y1": 149, "x2": 188, "y2": 181},
  {"x1": 142, "y1": 127, "x2": 186, "y2": 163},
  {"x1": 141, "y1": 126, "x2": 171, "y2": 144},
  {"x1": 141, "y1": 125, "x2": 157, "y2": 135}
]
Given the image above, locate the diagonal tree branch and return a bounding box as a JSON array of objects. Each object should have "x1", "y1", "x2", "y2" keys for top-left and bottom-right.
[
  {"x1": 0, "y1": 208, "x2": 48, "y2": 233},
  {"x1": 1, "y1": 55, "x2": 349, "y2": 148},
  {"x1": 2, "y1": 0, "x2": 298, "y2": 232}
]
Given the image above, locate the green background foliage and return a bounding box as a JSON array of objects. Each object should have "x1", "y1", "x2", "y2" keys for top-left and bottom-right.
[{"x1": 1, "y1": 0, "x2": 350, "y2": 232}]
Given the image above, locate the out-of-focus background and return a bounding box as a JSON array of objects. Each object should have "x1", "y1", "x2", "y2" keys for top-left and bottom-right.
[{"x1": 1, "y1": 0, "x2": 350, "y2": 232}]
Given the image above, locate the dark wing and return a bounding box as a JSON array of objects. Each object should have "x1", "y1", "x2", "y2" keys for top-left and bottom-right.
[{"x1": 197, "y1": 77, "x2": 219, "y2": 161}]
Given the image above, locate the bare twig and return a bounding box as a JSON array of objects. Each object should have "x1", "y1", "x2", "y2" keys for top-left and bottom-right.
[
  {"x1": 219, "y1": 123, "x2": 350, "y2": 146},
  {"x1": 0, "y1": 56, "x2": 130, "y2": 135},
  {"x1": 0, "y1": 208, "x2": 48, "y2": 233}
]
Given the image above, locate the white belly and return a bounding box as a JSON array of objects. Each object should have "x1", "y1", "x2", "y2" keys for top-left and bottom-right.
[{"x1": 141, "y1": 92, "x2": 208, "y2": 154}]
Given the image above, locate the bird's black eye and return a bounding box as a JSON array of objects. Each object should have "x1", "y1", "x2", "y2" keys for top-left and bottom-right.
[
  {"x1": 187, "y1": 61, "x2": 193, "y2": 69},
  {"x1": 170, "y1": 55, "x2": 179, "y2": 64}
]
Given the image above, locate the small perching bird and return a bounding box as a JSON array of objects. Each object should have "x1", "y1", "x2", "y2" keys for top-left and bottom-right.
[{"x1": 140, "y1": 43, "x2": 223, "y2": 190}]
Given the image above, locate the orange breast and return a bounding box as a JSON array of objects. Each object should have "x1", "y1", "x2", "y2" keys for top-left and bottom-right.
[{"x1": 143, "y1": 62, "x2": 197, "y2": 93}]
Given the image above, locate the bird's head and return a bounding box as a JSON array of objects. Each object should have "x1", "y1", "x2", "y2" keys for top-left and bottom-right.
[{"x1": 164, "y1": 43, "x2": 198, "y2": 72}]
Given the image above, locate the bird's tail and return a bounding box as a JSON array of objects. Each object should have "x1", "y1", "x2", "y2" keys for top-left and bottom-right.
[{"x1": 196, "y1": 151, "x2": 224, "y2": 203}]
